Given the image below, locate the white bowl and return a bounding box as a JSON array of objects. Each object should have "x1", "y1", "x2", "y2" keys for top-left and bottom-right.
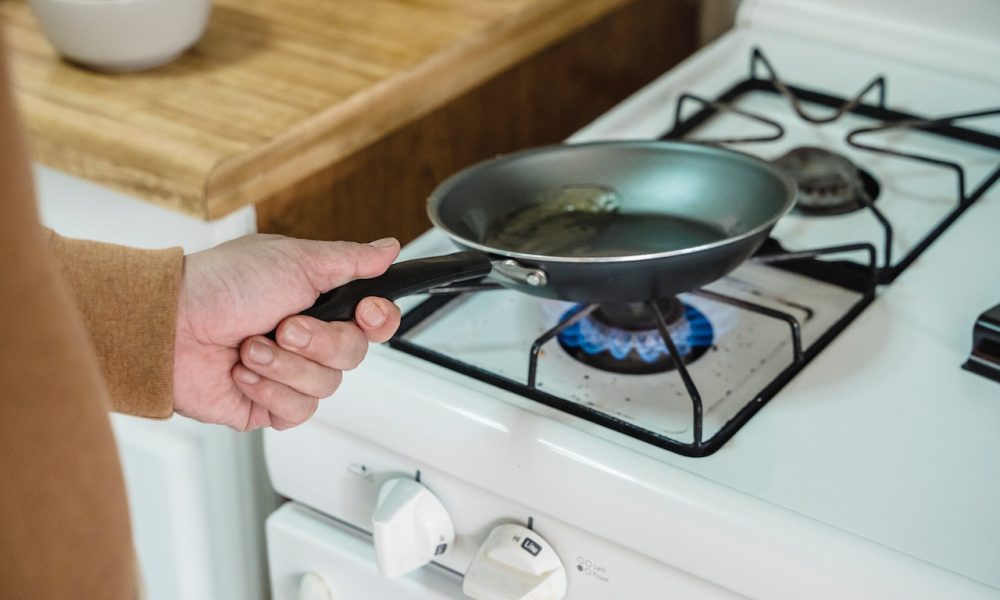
[{"x1": 28, "y1": 0, "x2": 212, "y2": 72}]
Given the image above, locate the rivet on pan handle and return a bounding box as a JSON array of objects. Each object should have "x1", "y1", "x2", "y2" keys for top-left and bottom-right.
[{"x1": 491, "y1": 259, "x2": 548, "y2": 287}]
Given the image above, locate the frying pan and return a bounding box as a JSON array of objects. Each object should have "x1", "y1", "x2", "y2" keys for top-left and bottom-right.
[{"x1": 291, "y1": 141, "x2": 796, "y2": 324}]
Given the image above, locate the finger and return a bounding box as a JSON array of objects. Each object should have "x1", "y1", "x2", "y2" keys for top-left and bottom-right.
[
  {"x1": 241, "y1": 400, "x2": 275, "y2": 432},
  {"x1": 231, "y1": 363, "x2": 319, "y2": 430},
  {"x1": 355, "y1": 297, "x2": 402, "y2": 344},
  {"x1": 297, "y1": 238, "x2": 400, "y2": 293},
  {"x1": 239, "y1": 336, "x2": 344, "y2": 397},
  {"x1": 274, "y1": 316, "x2": 370, "y2": 371}
]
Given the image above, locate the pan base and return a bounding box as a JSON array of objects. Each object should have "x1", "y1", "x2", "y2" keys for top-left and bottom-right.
[{"x1": 557, "y1": 298, "x2": 714, "y2": 375}]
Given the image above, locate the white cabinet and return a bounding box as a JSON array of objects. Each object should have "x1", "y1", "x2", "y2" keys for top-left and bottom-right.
[{"x1": 37, "y1": 165, "x2": 275, "y2": 600}]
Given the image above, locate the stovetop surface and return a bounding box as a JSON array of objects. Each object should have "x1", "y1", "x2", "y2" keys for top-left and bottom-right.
[{"x1": 386, "y1": 28, "x2": 1000, "y2": 588}]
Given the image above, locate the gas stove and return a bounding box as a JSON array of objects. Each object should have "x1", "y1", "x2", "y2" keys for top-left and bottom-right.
[
  {"x1": 380, "y1": 43, "x2": 998, "y2": 457},
  {"x1": 265, "y1": 2, "x2": 1000, "y2": 599}
]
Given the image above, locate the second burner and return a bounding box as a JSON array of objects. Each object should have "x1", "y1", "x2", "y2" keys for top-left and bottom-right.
[{"x1": 774, "y1": 146, "x2": 881, "y2": 216}]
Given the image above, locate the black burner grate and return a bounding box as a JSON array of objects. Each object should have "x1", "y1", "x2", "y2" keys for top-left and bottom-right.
[
  {"x1": 663, "y1": 47, "x2": 1000, "y2": 282},
  {"x1": 391, "y1": 243, "x2": 876, "y2": 457}
]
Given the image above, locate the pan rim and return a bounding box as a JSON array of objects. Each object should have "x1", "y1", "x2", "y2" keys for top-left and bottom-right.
[{"x1": 426, "y1": 140, "x2": 797, "y2": 265}]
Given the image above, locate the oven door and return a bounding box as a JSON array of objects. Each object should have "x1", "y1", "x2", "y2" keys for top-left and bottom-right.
[{"x1": 267, "y1": 502, "x2": 464, "y2": 600}]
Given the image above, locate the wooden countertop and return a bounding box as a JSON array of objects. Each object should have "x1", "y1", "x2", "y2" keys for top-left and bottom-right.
[{"x1": 1, "y1": 0, "x2": 630, "y2": 219}]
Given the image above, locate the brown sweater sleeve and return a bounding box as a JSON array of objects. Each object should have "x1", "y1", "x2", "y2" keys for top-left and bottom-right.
[
  {"x1": 47, "y1": 232, "x2": 184, "y2": 418},
  {"x1": 1, "y1": 33, "x2": 141, "y2": 598}
]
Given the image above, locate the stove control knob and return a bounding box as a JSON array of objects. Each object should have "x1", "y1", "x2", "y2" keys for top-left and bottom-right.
[
  {"x1": 372, "y1": 477, "x2": 455, "y2": 578},
  {"x1": 463, "y1": 523, "x2": 567, "y2": 600},
  {"x1": 297, "y1": 572, "x2": 333, "y2": 600}
]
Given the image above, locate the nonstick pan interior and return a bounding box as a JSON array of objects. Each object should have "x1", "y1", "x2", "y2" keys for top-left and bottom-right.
[{"x1": 429, "y1": 141, "x2": 795, "y2": 264}]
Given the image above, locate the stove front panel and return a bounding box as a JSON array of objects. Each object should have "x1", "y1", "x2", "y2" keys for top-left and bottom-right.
[{"x1": 265, "y1": 423, "x2": 745, "y2": 600}]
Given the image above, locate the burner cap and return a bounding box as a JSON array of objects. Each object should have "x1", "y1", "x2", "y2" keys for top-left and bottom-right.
[
  {"x1": 591, "y1": 298, "x2": 684, "y2": 331},
  {"x1": 773, "y1": 146, "x2": 880, "y2": 216},
  {"x1": 557, "y1": 298, "x2": 713, "y2": 375}
]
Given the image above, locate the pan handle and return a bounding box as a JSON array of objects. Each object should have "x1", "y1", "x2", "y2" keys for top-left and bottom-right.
[{"x1": 269, "y1": 251, "x2": 493, "y2": 335}]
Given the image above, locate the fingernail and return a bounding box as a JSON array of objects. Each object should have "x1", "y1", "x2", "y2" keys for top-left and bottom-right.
[
  {"x1": 361, "y1": 301, "x2": 386, "y2": 327},
  {"x1": 235, "y1": 368, "x2": 260, "y2": 385},
  {"x1": 248, "y1": 341, "x2": 274, "y2": 365},
  {"x1": 282, "y1": 322, "x2": 312, "y2": 348},
  {"x1": 369, "y1": 237, "x2": 398, "y2": 249}
]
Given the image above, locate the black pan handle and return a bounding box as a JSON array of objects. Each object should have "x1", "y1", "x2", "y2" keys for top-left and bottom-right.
[{"x1": 267, "y1": 251, "x2": 492, "y2": 337}]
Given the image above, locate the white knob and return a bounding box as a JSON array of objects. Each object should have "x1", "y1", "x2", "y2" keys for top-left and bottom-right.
[
  {"x1": 372, "y1": 477, "x2": 454, "y2": 578},
  {"x1": 462, "y1": 523, "x2": 567, "y2": 600},
  {"x1": 297, "y1": 572, "x2": 333, "y2": 600}
]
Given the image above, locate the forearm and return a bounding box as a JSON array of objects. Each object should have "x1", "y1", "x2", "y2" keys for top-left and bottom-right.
[{"x1": 48, "y1": 231, "x2": 183, "y2": 418}]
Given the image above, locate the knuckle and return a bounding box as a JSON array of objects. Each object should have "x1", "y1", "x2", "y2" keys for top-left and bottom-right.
[
  {"x1": 259, "y1": 382, "x2": 317, "y2": 427},
  {"x1": 319, "y1": 370, "x2": 344, "y2": 398},
  {"x1": 318, "y1": 323, "x2": 368, "y2": 369},
  {"x1": 318, "y1": 241, "x2": 361, "y2": 281},
  {"x1": 271, "y1": 419, "x2": 294, "y2": 432},
  {"x1": 286, "y1": 396, "x2": 319, "y2": 427},
  {"x1": 245, "y1": 379, "x2": 278, "y2": 406},
  {"x1": 302, "y1": 397, "x2": 320, "y2": 421},
  {"x1": 296, "y1": 367, "x2": 338, "y2": 399},
  {"x1": 344, "y1": 341, "x2": 368, "y2": 370}
]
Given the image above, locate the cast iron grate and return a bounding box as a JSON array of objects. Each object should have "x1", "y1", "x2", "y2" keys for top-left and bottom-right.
[{"x1": 663, "y1": 47, "x2": 1000, "y2": 283}]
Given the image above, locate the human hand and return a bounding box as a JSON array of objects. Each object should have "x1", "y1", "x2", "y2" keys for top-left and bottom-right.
[{"x1": 172, "y1": 234, "x2": 402, "y2": 431}]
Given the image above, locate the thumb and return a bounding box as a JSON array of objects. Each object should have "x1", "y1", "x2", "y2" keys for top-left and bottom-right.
[{"x1": 297, "y1": 237, "x2": 400, "y2": 293}]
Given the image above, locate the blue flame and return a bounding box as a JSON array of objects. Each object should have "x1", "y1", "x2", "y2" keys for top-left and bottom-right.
[{"x1": 558, "y1": 303, "x2": 714, "y2": 364}]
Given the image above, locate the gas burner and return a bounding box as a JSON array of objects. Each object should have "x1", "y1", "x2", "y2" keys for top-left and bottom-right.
[
  {"x1": 557, "y1": 298, "x2": 714, "y2": 375},
  {"x1": 773, "y1": 146, "x2": 881, "y2": 216}
]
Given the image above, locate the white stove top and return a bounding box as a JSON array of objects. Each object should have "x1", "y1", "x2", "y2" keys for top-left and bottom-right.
[{"x1": 266, "y1": 11, "x2": 1000, "y2": 600}]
